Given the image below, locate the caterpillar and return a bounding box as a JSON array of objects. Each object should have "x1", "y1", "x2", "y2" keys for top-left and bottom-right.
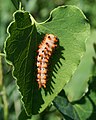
[{"x1": 37, "y1": 34, "x2": 58, "y2": 88}]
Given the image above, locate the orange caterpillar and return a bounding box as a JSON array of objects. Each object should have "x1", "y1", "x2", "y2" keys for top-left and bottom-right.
[{"x1": 37, "y1": 34, "x2": 58, "y2": 88}]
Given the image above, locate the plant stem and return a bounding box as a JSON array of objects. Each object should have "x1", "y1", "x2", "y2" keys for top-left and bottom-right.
[
  {"x1": 0, "y1": 53, "x2": 3, "y2": 90},
  {"x1": 2, "y1": 86, "x2": 8, "y2": 120},
  {"x1": 19, "y1": 1, "x2": 22, "y2": 10},
  {"x1": 0, "y1": 53, "x2": 8, "y2": 120}
]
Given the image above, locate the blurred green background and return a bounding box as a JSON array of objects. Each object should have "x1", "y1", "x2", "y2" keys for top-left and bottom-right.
[{"x1": 0, "y1": 0, "x2": 96, "y2": 120}]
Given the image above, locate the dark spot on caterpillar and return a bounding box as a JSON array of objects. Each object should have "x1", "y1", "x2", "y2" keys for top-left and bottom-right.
[
  {"x1": 48, "y1": 36, "x2": 50, "y2": 38},
  {"x1": 46, "y1": 42, "x2": 49, "y2": 47},
  {"x1": 45, "y1": 46, "x2": 48, "y2": 50}
]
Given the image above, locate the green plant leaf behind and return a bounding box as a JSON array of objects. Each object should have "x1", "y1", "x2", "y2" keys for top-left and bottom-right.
[
  {"x1": 73, "y1": 95, "x2": 96, "y2": 120},
  {"x1": 4, "y1": 5, "x2": 90, "y2": 115},
  {"x1": 53, "y1": 80, "x2": 96, "y2": 120},
  {"x1": 53, "y1": 92, "x2": 79, "y2": 120},
  {"x1": 36, "y1": 5, "x2": 90, "y2": 112},
  {"x1": 73, "y1": 79, "x2": 96, "y2": 120},
  {"x1": 64, "y1": 29, "x2": 96, "y2": 102}
]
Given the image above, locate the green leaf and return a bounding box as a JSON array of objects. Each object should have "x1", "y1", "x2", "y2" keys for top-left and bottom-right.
[
  {"x1": 64, "y1": 30, "x2": 96, "y2": 102},
  {"x1": 54, "y1": 78, "x2": 96, "y2": 120},
  {"x1": 4, "y1": 5, "x2": 90, "y2": 115},
  {"x1": 4, "y1": 11, "x2": 41, "y2": 115},
  {"x1": 53, "y1": 93, "x2": 79, "y2": 120},
  {"x1": 65, "y1": 0, "x2": 96, "y2": 28},
  {"x1": 18, "y1": 109, "x2": 31, "y2": 120},
  {"x1": 36, "y1": 5, "x2": 90, "y2": 112},
  {"x1": 73, "y1": 80, "x2": 96, "y2": 120}
]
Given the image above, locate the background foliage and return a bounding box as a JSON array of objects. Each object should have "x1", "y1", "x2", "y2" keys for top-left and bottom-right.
[{"x1": 0, "y1": 0, "x2": 96, "y2": 120}]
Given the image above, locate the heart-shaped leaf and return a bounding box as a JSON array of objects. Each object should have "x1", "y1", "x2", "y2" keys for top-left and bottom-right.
[{"x1": 4, "y1": 5, "x2": 90, "y2": 115}]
